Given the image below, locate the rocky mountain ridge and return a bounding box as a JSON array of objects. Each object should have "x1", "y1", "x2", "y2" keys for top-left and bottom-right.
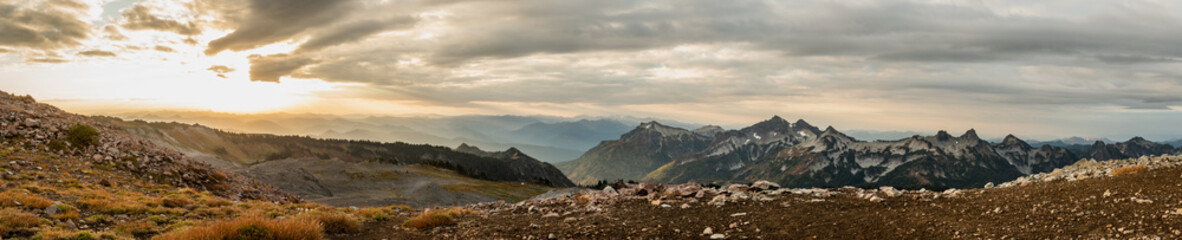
[{"x1": 561, "y1": 116, "x2": 1175, "y2": 189}]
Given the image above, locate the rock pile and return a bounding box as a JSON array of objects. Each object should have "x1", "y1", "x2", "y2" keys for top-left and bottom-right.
[
  {"x1": 467, "y1": 178, "x2": 983, "y2": 221},
  {"x1": 0, "y1": 91, "x2": 291, "y2": 201},
  {"x1": 1000, "y1": 155, "x2": 1182, "y2": 187}
]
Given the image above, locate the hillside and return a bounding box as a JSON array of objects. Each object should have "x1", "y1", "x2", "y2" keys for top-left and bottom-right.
[
  {"x1": 0, "y1": 92, "x2": 287, "y2": 201},
  {"x1": 94, "y1": 117, "x2": 574, "y2": 207}
]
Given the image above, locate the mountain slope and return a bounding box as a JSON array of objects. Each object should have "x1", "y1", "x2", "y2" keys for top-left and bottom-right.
[
  {"x1": 0, "y1": 91, "x2": 288, "y2": 201},
  {"x1": 555, "y1": 121, "x2": 713, "y2": 185},
  {"x1": 103, "y1": 118, "x2": 574, "y2": 188}
]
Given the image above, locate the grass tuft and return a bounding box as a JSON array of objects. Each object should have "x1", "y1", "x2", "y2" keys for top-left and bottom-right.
[
  {"x1": 153, "y1": 215, "x2": 322, "y2": 240},
  {"x1": 1111, "y1": 165, "x2": 1147, "y2": 176},
  {"x1": 0, "y1": 189, "x2": 54, "y2": 209},
  {"x1": 402, "y1": 208, "x2": 477, "y2": 229},
  {"x1": 309, "y1": 212, "x2": 362, "y2": 234},
  {"x1": 0, "y1": 208, "x2": 41, "y2": 237}
]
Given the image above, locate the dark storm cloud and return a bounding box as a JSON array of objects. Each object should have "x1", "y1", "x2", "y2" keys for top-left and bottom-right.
[
  {"x1": 204, "y1": 0, "x2": 359, "y2": 55},
  {"x1": 77, "y1": 50, "x2": 116, "y2": 57},
  {"x1": 0, "y1": 1, "x2": 91, "y2": 51},
  {"x1": 248, "y1": 54, "x2": 316, "y2": 82},
  {"x1": 120, "y1": 5, "x2": 201, "y2": 36}
]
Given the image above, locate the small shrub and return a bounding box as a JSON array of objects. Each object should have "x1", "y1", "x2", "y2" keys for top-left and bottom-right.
[
  {"x1": 0, "y1": 208, "x2": 41, "y2": 236},
  {"x1": 153, "y1": 216, "x2": 322, "y2": 240},
  {"x1": 47, "y1": 140, "x2": 67, "y2": 151},
  {"x1": 66, "y1": 123, "x2": 100, "y2": 149},
  {"x1": 1111, "y1": 165, "x2": 1147, "y2": 176}
]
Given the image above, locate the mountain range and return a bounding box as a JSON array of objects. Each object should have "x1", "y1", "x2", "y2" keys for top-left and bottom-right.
[
  {"x1": 111, "y1": 112, "x2": 655, "y2": 162},
  {"x1": 559, "y1": 116, "x2": 1182, "y2": 189}
]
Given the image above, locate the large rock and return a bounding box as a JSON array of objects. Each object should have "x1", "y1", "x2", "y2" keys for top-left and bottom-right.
[{"x1": 751, "y1": 180, "x2": 780, "y2": 191}]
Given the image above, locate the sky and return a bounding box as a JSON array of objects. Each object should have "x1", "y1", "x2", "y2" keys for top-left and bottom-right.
[{"x1": 1, "y1": 0, "x2": 1182, "y2": 140}]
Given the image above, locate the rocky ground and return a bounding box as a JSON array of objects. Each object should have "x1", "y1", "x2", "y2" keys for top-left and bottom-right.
[{"x1": 342, "y1": 155, "x2": 1182, "y2": 239}]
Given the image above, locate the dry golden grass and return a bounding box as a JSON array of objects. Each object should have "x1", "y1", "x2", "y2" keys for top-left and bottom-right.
[
  {"x1": 78, "y1": 197, "x2": 152, "y2": 215},
  {"x1": 1112, "y1": 165, "x2": 1148, "y2": 176},
  {"x1": 152, "y1": 215, "x2": 323, "y2": 240},
  {"x1": 202, "y1": 198, "x2": 233, "y2": 207},
  {"x1": 304, "y1": 212, "x2": 362, "y2": 234},
  {"x1": 0, "y1": 208, "x2": 41, "y2": 236},
  {"x1": 402, "y1": 208, "x2": 478, "y2": 229},
  {"x1": 353, "y1": 208, "x2": 391, "y2": 221},
  {"x1": 116, "y1": 219, "x2": 160, "y2": 236},
  {"x1": 0, "y1": 189, "x2": 54, "y2": 209},
  {"x1": 51, "y1": 203, "x2": 80, "y2": 220}
]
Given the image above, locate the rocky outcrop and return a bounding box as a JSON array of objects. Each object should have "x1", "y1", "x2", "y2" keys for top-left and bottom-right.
[{"x1": 556, "y1": 121, "x2": 714, "y2": 185}]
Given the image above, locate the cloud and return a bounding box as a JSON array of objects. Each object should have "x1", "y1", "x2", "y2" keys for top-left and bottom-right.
[
  {"x1": 0, "y1": 48, "x2": 12, "y2": 53},
  {"x1": 27, "y1": 58, "x2": 68, "y2": 63},
  {"x1": 204, "y1": 0, "x2": 359, "y2": 55},
  {"x1": 77, "y1": 50, "x2": 117, "y2": 57},
  {"x1": 120, "y1": 5, "x2": 201, "y2": 36},
  {"x1": 153, "y1": 45, "x2": 175, "y2": 52},
  {"x1": 207, "y1": 65, "x2": 235, "y2": 78},
  {"x1": 0, "y1": 0, "x2": 92, "y2": 50},
  {"x1": 102, "y1": 25, "x2": 129, "y2": 41},
  {"x1": 248, "y1": 54, "x2": 316, "y2": 82},
  {"x1": 1095, "y1": 54, "x2": 1178, "y2": 64},
  {"x1": 294, "y1": 17, "x2": 418, "y2": 53}
]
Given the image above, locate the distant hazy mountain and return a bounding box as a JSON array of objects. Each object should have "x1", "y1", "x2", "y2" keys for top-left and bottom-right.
[
  {"x1": 564, "y1": 116, "x2": 1087, "y2": 189},
  {"x1": 503, "y1": 119, "x2": 633, "y2": 152},
  {"x1": 842, "y1": 129, "x2": 928, "y2": 141},
  {"x1": 110, "y1": 111, "x2": 685, "y2": 162},
  {"x1": 1029, "y1": 137, "x2": 1116, "y2": 147},
  {"x1": 1052, "y1": 137, "x2": 1178, "y2": 161}
]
